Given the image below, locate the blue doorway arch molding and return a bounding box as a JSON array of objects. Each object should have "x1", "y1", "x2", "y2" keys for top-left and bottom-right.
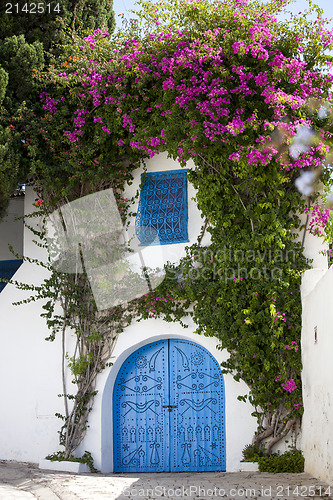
[{"x1": 113, "y1": 339, "x2": 226, "y2": 472}]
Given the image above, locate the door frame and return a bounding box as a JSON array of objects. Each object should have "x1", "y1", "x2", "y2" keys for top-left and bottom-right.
[{"x1": 101, "y1": 332, "x2": 227, "y2": 473}]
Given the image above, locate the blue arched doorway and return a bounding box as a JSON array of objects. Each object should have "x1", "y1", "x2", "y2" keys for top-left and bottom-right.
[{"x1": 113, "y1": 338, "x2": 226, "y2": 472}]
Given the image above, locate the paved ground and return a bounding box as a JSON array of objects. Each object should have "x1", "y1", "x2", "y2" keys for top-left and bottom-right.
[{"x1": 0, "y1": 461, "x2": 332, "y2": 500}]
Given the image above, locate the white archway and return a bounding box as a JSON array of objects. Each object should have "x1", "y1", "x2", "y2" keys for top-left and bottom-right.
[{"x1": 85, "y1": 318, "x2": 258, "y2": 473}]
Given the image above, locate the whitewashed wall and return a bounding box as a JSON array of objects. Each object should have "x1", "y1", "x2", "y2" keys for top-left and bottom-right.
[
  {"x1": 299, "y1": 199, "x2": 332, "y2": 485},
  {"x1": 0, "y1": 187, "x2": 65, "y2": 462},
  {"x1": 301, "y1": 265, "x2": 333, "y2": 485}
]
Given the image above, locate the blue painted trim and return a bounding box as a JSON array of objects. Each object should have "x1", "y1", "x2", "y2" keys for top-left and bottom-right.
[
  {"x1": 135, "y1": 169, "x2": 189, "y2": 246},
  {"x1": 0, "y1": 259, "x2": 23, "y2": 292},
  {"x1": 141, "y1": 169, "x2": 189, "y2": 179}
]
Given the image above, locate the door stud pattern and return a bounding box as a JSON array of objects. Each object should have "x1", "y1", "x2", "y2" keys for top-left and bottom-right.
[{"x1": 113, "y1": 339, "x2": 226, "y2": 472}]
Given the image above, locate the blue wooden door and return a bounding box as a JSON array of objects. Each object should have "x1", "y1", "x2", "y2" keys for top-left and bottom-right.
[
  {"x1": 113, "y1": 340, "x2": 170, "y2": 472},
  {"x1": 169, "y1": 340, "x2": 225, "y2": 471},
  {"x1": 113, "y1": 339, "x2": 225, "y2": 472}
]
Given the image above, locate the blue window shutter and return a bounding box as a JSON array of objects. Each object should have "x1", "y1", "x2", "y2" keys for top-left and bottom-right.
[
  {"x1": 0, "y1": 259, "x2": 23, "y2": 292},
  {"x1": 135, "y1": 169, "x2": 189, "y2": 246}
]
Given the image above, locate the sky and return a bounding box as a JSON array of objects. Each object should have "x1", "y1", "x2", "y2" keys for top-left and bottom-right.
[{"x1": 113, "y1": 0, "x2": 333, "y2": 28}]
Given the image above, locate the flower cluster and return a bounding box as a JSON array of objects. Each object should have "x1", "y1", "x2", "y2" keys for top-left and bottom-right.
[
  {"x1": 44, "y1": 0, "x2": 333, "y2": 170},
  {"x1": 140, "y1": 293, "x2": 174, "y2": 318},
  {"x1": 304, "y1": 205, "x2": 332, "y2": 236},
  {"x1": 40, "y1": 92, "x2": 58, "y2": 114},
  {"x1": 273, "y1": 311, "x2": 286, "y2": 322},
  {"x1": 282, "y1": 378, "x2": 297, "y2": 393},
  {"x1": 285, "y1": 341, "x2": 298, "y2": 352}
]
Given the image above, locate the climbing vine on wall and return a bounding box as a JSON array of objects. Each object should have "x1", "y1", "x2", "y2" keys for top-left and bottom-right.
[{"x1": 12, "y1": 0, "x2": 333, "y2": 458}]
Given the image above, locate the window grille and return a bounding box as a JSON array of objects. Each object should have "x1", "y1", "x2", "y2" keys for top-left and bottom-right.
[{"x1": 135, "y1": 169, "x2": 189, "y2": 245}]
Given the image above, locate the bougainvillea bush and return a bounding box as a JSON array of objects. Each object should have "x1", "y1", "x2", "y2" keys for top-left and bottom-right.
[{"x1": 16, "y1": 0, "x2": 333, "y2": 456}]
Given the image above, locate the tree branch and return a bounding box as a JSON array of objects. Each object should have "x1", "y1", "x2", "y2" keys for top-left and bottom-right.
[{"x1": 266, "y1": 418, "x2": 296, "y2": 454}]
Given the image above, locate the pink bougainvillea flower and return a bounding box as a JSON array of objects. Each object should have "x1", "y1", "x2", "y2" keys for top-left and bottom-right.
[{"x1": 282, "y1": 378, "x2": 297, "y2": 393}]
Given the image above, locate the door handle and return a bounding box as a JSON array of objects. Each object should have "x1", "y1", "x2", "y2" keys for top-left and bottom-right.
[{"x1": 162, "y1": 405, "x2": 177, "y2": 412}]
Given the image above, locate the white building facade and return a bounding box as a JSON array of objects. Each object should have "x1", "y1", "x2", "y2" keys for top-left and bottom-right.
[{"x1": 0, "y1": 153, "x2": 328, "y2": 475}]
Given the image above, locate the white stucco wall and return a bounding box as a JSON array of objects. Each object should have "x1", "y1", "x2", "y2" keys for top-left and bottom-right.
[
  {"x1": 0, "y1": 187, "x2": 65, "y2": 463},
  {"x1": 299, "y1": 194, "x2": 332, "y2": 486},
  {"x1": 301, "y1": 266, "x2": 333, "y2": 486}
]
